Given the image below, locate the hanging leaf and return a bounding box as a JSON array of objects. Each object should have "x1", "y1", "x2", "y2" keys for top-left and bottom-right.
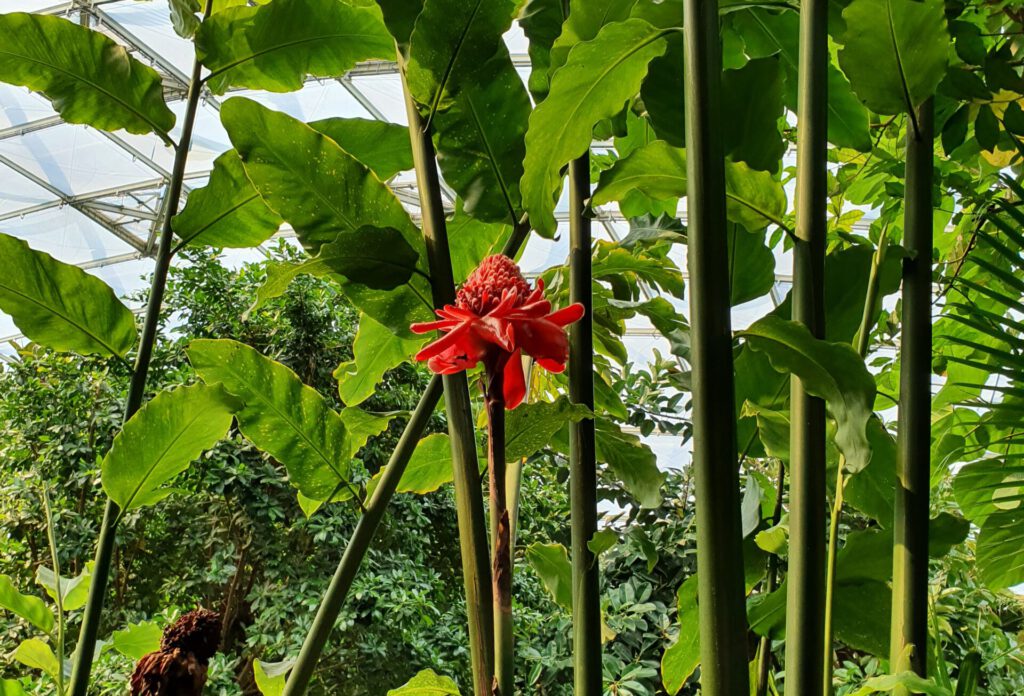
[
  {"x1": 317, "y1": 226, "x2": 422, "y2": 290},
  {"x1": 395, "y1": 433, "x2": 453, "y2": 494},
  {"x1": 188, "y1": 339, "x2": 356, "y2": 501},
  {"x1": 728, "y1": 224, "x2": 776, "y2": 305},
  {"x1": 386, "y1": 669, "x2": 460, "y2": 695},
  {"x1": 740, "y1": 316, "x2": 876, "y2": 473},
  {"x1": 110, "y1": 621, "x2": 162, "y2": 661},
  {"x1": 521, "y1": 19, "x2": 670, "y2": 236},
  {"x1": 221, "y1": 97, "x2": 431, "y2": 336},
  {"x1": 253, "y1": 658, "x2": 295, "y2": 696},
  {"x1": 173, "y1": 151, "x2": 283, "y2": 249},
  {"x1": 102, "y1": 383, "x2": 241, "y2": 511},
  {"x1": 595, "y1": 419, "x2": 665, "y2": 508},
  {"x1": 525, "y1": 543, "x2": 573, "y2": 610},
  {"x1": 35, "y1": 563, "x2": 91, "y2": 612},
  {"x1": 0, "y1": 13, "x2": 174, "y2": 136},
  {"x1": 169, "y1": 0, "x2": 202, "y2": 38},
  {"x1": 838, "y1": 0, "x2": 950, "y2": 116},
  {"x1": 308, "y1": 118, "x2": 414, "y2": 180},
  {"x1": 0, "y1": 576, "x2": 53, "y2": 633},
  {"x1": 506, "y1": 398, "x2": 591, "y2": 463},
  {"x1": 432, "y1": 49, "x2": 530, "y2": 224},
  {"x1": 334, "y1": 314, "x2": 426, "y2": 407},
  {"x1": 197, "y1": 0, "x2": 394, "y2": 94},
  {"x1": 405, "y1": 0, "x2": 518, "y2": 115},
  {"x1": 518, "y1": 0, "x2": 566, "y2": 100},
  {"x1": 976, "y1": 508, "x2": 1024, "y2": 589},
  {"x1": 0, "y1": 233, "x2": 137, "y2": 358},
  {"x1": 723, "y1": 160, "x2": 788, "y2": 232},
  {"x1": 720, "y1": 57, "x2": 786, "y2": 173},
  {"x1": 734, "y1": 7, "x2": 872, "y2": 152},
  {"x1": 247, "y1": 259, "x2": 336, "y2": 318},
  {"x1": 661, "y1": 575, "x2": 700, "y2": 694},
  {"x1": 12, "y1": 639, "x2": 59, "y2": 683}
]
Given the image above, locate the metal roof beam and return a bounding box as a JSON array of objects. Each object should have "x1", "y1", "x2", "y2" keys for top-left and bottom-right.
[{"x1": 0, "y1": 116, "x2": 65, "y2": 141}]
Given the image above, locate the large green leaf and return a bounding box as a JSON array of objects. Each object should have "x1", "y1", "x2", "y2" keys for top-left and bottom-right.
[
  {"x1": 590, "y1": 142, "x2": 787, "y2": 232},
  {"x1": 35, "y1": 563, "x2": 91, "y2": 613},
  {"x1": 317, "y1": 226, "x2": 421, "y2": 291},
  {"x1": 173, "y1": 151, "x2": 283, "y2": 249},
  {"x1": 0, "y1": 232, "x2": 137, "y2": 358},
  {"x1": 0, "y1": 678, "x2": 26, "y2": 696},
  {"x1": 308, "y1": 118, "x2": 414, "y2": 180},
  {"x1": 446, "y1": 205, "x2": 512, "y2": 283},
  {"x1": 0, "y1": 576, "x2": 53, "y2": 633},
  {"x1": 720, "y1": 57, "x2": 786, "y2": 173},
  {"x1": 221, "y1": 97, "x2": 431, "y2": 335},
  {"x1": 976, "y1": 508, "x2": 1024, "y2": 589},
  {"x1": 188, "y1": 339, "x2": 355, "y2": 500},
  {"x1": 548, "y1": 0, "x2": 640, "y2": 77},
  {"x1": 525, "y1": 542, "x2": 572, "y2": 610},
  {"x1": 432, "y1": 48, "x2": 530, "y2": 224},
  {"x1": 110, "y1": 621, "x2": 162, "y2": 661},
  {"x1": 12, "y1": 639, "x2": 59, "y2": 683},
  {"x1": 521, "y1": 18, "x2": 669, "y2": 236},
  {"x1": 661, "y1": 575, "x2": 699, "y2": 693},
  {"x1": 734, "y1": 7, "x2": 872, "y2": 152},
  {"x1": 838, "y1": 0, "x2": 949, "y2": 116},
  {"x1": 102, "y1": 383, "x2": 240, "y2": 511},
  {"x1": 518, "y1": 0, "x2": 566, "y2": 100},
  {"x1": 396, "y1": 433, "x2": 453, "y2": 494},
  {"x1": 0, "y1": 13, "x2": 174, "y2": 136},
  {"x1": 405, "y1": 0, "x2": 518, "y2": 115},
  {"x1": 253, "y1": 659, "x2": 295, "y2": 696},
  {"x1": 334, "y1": 313, "x2": 426, "y2": 407},
  {"x1": 595, "y1": 419, "x2": 665, "y2": 508},
  {"x1": 196, "y1": 0, "x2": 394, "y2": 94},
  {"x1": 741, "y1": 316, "x2": 876, "y2": 473},
  {"x1": 953, "y1": 458, "x2": 1024, "y2": 524},
  {"x1": 506, "y1": 398, "x2": 591, "y2": 463},
  {"x1": 387, "y1": 669, "x2": 460, "y2": 695},
  {"x1": 729, "y1": 224, "x2": 776, "y2": 305}
]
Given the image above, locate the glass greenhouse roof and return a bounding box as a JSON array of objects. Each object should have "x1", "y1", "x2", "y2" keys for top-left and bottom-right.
[{"x1": 0, "y1": 0, "x2": 819, "y2": 464}]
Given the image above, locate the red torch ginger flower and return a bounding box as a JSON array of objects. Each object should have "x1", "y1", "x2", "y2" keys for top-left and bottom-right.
[{"x1": 411, "y1": 255, "x2": 584, "y2": 409}]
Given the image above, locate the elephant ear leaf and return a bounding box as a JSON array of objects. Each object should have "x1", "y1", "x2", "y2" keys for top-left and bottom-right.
[
  {"x1": 0, "y1": 13, "x2": 174, "y2": 137},
  {"x1": 838, "y1": 0, "x2": 949, "y2": 116},
  {"x1": 0, "y1": 233, "x2": 138, "y2": 358}
]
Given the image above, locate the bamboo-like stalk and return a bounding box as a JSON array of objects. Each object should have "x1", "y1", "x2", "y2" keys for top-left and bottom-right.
[
  {"x1": 755, "y1": 459, "x2": 786, "y2": 696},
  {"x1": 67, "y1": 7, "x2": 212, "y2": 692},
  {"x1": 401, "y1": 75, "x2": 495, "y2": 696},
  {"x1": 567, "y1": 154, "x2": 601, "y2": 696},
  {"x1": 785, "y1": 0, "x2": 828, "y2": 692},
  {"x1": 682, "y1": 1, "x2": 750, "y2": 693},
  {"x1": 890, "y1": 99, "x2": 935, "y2": 693}
]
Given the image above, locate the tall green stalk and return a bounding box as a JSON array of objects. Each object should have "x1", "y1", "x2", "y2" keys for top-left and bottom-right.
[
  {"x1": 402, "y1": 74, "x2": 495, "y2": 696},
  {"x1": 682, "y1": 1, "x2": 750, "y2": 693},
  {"x1": 890, "y1": 99, "x2": 935, "y2": 693},
  {"x1": 41, "y1": 487, "x2": 64, "y2": 696},
  {"x1": 568, "y1": 154, "x2": 601, "y2": 696},
  {"x1": 785, "y1": 0, "x2": 828, "y2": 692},
  {"x1": 68, "y1": 7, "x2": 212, "y2": 692}
]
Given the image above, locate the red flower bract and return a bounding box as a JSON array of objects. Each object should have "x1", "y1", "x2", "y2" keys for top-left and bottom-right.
[{"x1": 411, "y1": 255, "x2": 584, "y2": 409}]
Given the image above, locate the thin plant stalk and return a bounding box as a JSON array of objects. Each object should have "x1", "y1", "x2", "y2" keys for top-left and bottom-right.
[
  {"x1": 682, "y1": 0, "x2": 751, "y2": 692},
  {"x1": 890, "y1": 98, "x2": 935, "y2": 692},
  {"x1": 281, "y1": 378, "x2": 442, "y2": 695},
  {"x1": 822, "y1": 227, "x2": 889, "y2": 693},
  {"x1": 42, "y1": 487, "x2": 64, "y2": 696},
  {"x1": 785, "y1": 0, "x2": 829, "y2": 691},
  {"x1": 279, "y1": 221, "x2": 531, "y2": 696},
  {"x1": 484, "y1": 363, "x2": 513, "y2": 696},
  {"x1": 68, "y1": 6, "x2": 212, "y2": 691},
  {"x1": 567, "y1": 154, "x2": 601, "y2": 696},
  {"x1": 402, "y1": 72, "x2": 495, "y2": 696},
  {"x1": 755, "y1": 459, "x2": 786, "y2": 696}
]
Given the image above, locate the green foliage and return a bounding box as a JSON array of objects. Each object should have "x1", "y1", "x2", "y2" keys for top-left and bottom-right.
[
  {"x1": 0, "y1": 233, "x2": 137, "y2": 359},
  {"x1": 0, "y1": 13, "x2": 174, "y2": 136}
]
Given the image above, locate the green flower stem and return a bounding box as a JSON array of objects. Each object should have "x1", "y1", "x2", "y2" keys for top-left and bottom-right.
[
  {"x1": 41, "y1": 487, "x2": 64, "y2": 696},
  {"x1": 683, "y1": 0, "x2": 751, "y2": 693},
  {"x1": 755, "y1": 459, "x2": 786, "y2": 696},
  {"x1": 281, "y1": 378, "x2": 442, "y2": 695},
  {"x1": 568, "y1": 154, "x2": 601, "y2": 696},
  {"x1": 823, "y1": 227, "x2": 889, "y2": 693},
  {"x1": 890, "y1": 98, "x2": 935, "y2": 693},
  {"x1": 67, "y1": 6, "x2": 212, "y2": 693},
  {"x1": 786, "y1": 0, "x2": 829, "y2": 691},
  {"x1": 401, "y1": 70, "x2": 495, "y2": 696},
  {"x1": 485, "y1": 365, "x2": 513, "y2": 696}
]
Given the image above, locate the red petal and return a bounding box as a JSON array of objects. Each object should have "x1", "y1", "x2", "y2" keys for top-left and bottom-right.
[
  {"x1": 414, "y1": 322, "x2": 472, "y2": 361},
  {"x1": 503, "y1": 351, "x2": 526, "y2": 409},
  {"x1": 474, "y1": 316, "x2": 516, "y2": 353},
  {"x1": 546, "y1": 303, "x2": 585, "y2": 327},
  {"x1": 514, "y1": 318, "x2": 570, "y2": 368},
  {"x1": 410, "y1": 318, "x2": 459, "y2": 334}
]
